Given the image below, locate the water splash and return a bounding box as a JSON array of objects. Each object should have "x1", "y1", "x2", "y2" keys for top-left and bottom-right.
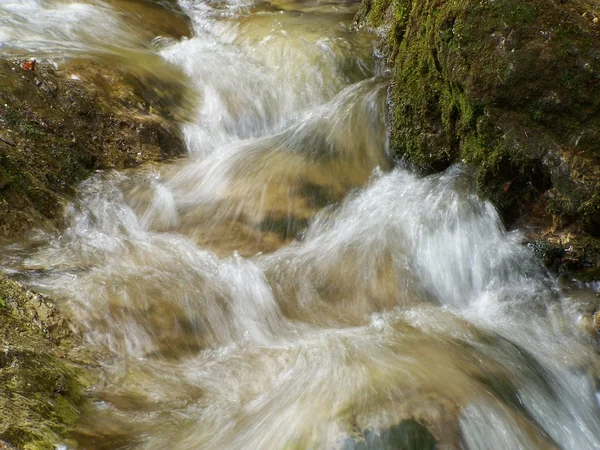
[{"x1": 1, "y1": 0, "x2": 599, "y2": 449}]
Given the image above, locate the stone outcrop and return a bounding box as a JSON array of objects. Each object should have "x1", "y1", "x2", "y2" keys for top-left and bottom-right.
[
  {"x1": 356, "y1": 0, "x2": 600, "y2": 277},
  {"x1": 0, "y1": 3, "x2": 194, "y2": 446},
  {"x1": 0, "y1": 57, "x2": 191, "y2": 239},
  {"x1": 0, "y1": 275, "x2": 92, "y2": 450}
]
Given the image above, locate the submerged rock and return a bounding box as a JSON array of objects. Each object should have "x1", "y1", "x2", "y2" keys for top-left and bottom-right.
[
  {"x1": 355, "y1": 0, "x2": 600, "y2": 276},
  {"x1": 113, "y1": 0, "x2": 194, "y2": 41},
  {"x1": 340, "y1": 420, "x2": 438, "y2": 450},
  {"x1": 0, "y1": 57, "x2": 190, "y2": 239},
  {"x1": 0, "y1": 275, "x2": 90, "y2": 450}
]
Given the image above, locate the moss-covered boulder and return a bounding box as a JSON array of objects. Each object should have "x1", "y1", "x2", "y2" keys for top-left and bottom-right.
[
  {"x1": 0, "y1": 275, "x2": 92, "y2": 449},
  {"x1": 356, "y1": 0, "x2": 600, "y2": 274},
  {"x1": 0, "y1": 57, "x2": 190, "y2": 239}
]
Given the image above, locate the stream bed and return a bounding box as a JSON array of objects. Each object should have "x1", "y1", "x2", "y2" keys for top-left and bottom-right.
[{"x1": 1, "y1": 0, "x2": 600, "y2": 448}]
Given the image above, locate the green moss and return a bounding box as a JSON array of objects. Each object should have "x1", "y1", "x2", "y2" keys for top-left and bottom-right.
[
  {"x1": 393, "y1": 0, "x2": 414, "y2": 33},
  {"x1": 490, "y1": 2, "x2": 536, "y2": 25},
  {"x1": 357, "y1": 0, "x2": 600, "y2": 237},
  {"x1": 368, "y1": 0, "x2": 392, "y2": 26},
  {"x1": 4, "y1": 106, "x2": 22, "y2": 126},
  {"x1": 54, "y1": 395, "x2": 81, "y2": 427},
  {"x1": 0, "y1": 276, "x2": 88, "y2": 449}
]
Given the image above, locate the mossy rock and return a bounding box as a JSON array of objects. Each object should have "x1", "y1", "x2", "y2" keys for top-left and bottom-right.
[
  {"x1": 527, "y1": 234, "x2": 600, "y2": 278},
  {"x1": 0, "y1": 57, "x2": 191, "y2": 239},
  {"x1": 0, "y1": 275, "x2": 90, "y2": 449},
  {"x1": 356, "y1": 0, "x2": 600, "y2": 273}
]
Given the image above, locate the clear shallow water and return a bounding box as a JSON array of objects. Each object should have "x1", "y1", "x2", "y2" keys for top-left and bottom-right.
[{"x1": 1, "y1": 1, "x2": 600, "y2": 449}]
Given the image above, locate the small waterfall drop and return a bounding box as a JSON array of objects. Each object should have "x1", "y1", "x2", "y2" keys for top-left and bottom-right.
[{"x1": 1, "y1": 1, "x2": 599, "y2": 449}]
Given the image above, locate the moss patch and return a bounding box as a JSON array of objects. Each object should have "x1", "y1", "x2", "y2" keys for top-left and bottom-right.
[
  {"x1": 0, "y1": 58, "x2": 191, "y2": 239},
  {"x1": 0, "y1": 275, "x2": 90, "y2": 449},
  {"x1": 356, "y1": 0, "x2": 600, "y2": 274}
]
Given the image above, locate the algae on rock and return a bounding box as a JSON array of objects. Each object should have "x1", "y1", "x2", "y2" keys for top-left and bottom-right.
[
  {"x1": 0, "y1": 275, "x2": 90, "y2": 450},
  {"x1": 0, "y1": 57, "x2": 191, "y2": 239},
  {"x1": 356, "y1": 0, "x2": 600, "y2": 274}
]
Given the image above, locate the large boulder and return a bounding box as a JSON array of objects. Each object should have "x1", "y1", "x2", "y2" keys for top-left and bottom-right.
[{"x1": 356, "y1": 0, "x2": 600, "y2": 275}]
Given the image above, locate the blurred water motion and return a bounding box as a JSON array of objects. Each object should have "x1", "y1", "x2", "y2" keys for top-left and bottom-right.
[{"x1": 1, "y1": 0, "x2": 600, "y2": 449}]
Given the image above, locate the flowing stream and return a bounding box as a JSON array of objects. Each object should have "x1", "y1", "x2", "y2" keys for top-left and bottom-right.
[{"x1": 2, "y1": 0, "x2": 600, "y2": 449}]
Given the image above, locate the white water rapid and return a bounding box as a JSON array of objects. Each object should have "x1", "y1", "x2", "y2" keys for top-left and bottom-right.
[{"x1": 1, "y1": 0, "x2": 600, "y2": 449}]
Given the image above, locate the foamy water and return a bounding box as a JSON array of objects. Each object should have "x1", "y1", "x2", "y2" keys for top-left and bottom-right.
[{"x1": 1, "y1": 0, "x2": 599, "y2": 449}]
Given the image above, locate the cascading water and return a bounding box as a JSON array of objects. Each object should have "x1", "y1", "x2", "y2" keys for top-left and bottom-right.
[{"x1": 1, "y1": 0, "x2": 600, "y2": 449}]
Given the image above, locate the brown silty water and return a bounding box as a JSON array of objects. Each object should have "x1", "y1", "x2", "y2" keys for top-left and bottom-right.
[{"x1": 1, "y1": 0, "x2": 600, "y2": 449}]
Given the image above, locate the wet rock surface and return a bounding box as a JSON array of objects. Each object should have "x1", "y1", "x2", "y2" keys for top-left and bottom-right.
[
  {"x1": 0, "y1": 275, "x2": 91, "y2": 450},
  {"x1": 0, "y1": 57, "x2": 189, "y2": 239},
  {"x1": 355, "y1": 0, "x2": 600, "y2": 277},
  {"x1": 112, "y1": 0, "x2": 194, "y2": 41},
  {"x1": 340, "y1": 420, "x2": 438, "y2": 450}
]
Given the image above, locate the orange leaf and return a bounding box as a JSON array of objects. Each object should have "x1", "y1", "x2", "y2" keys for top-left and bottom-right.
[{"x1": 23, "y1": 60, "x2": 35, "y2": 71}]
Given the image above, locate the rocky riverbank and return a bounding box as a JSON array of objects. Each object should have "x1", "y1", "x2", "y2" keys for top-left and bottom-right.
[
  {"x1": 0, "y1": 51, "x2": 193, "y2": 445},
  {"x1": 0, "y1": 2, "x2": 194, "y2": 445},
  {"x1": 0, "y1": 56, "x2": 191, "y2": 447},
  {"x1": 2, "y1": 0, "x2": 600, "y2": 447},
  {"x1": 355, "y1": 0, "x2": 600, "y2": 279}
]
